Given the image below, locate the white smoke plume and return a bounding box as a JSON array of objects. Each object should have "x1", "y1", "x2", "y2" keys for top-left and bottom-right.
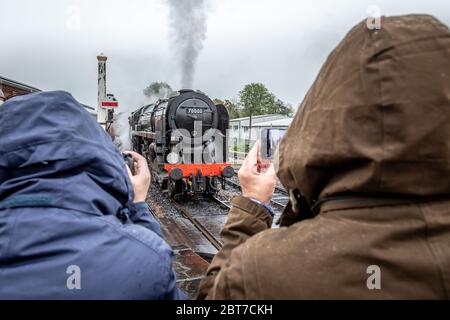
[
  {"x1": 112, "y1": 84, "x2": 175, "y2": 152},
  {"x1": 113, "y1": 111, "x2": 132, "y2": 151},
  {"x1": 167, "y1": 0, "x2": 209, "y2": 89}
]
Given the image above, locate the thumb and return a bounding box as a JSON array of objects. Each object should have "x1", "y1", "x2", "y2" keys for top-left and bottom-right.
[
  {"x1": 265, "y1": 163, "x2": 276, "y2": 177},
  {"x1": 126, "y1": 165, "x2": 133, "y2": 179}
]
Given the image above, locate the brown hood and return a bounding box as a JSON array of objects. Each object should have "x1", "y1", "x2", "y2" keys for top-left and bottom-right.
[{"x1": 277, "y1": 15, "x2": 450, "y2": 208}]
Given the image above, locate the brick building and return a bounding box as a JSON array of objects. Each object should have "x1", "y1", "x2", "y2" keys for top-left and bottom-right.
[
  {"x1": 0, "y1": 75, "x2": 96, "y2": 117},
  {"x1": 0, "y1": 76, "x2": 40, "y2": 101}
]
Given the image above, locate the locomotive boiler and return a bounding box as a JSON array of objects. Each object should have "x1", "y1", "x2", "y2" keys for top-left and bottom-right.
[{"x1": 130, "y1": 90, "x2": 234, "y2": 198}]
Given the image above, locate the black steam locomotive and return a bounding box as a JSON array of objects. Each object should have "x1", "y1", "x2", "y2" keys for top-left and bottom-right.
[{"x1": 129, "y1": 90, "x2": 234, "y2": 197}]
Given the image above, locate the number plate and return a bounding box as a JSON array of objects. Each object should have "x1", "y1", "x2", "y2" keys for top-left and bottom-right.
[{"x1": 187, "y1": 108, "x2": 203, "y2": 114}]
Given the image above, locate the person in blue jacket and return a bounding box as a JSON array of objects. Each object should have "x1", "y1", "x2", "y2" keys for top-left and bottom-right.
[{"x1": 0, "y1": 91, "x2": 184, "y2": 299}]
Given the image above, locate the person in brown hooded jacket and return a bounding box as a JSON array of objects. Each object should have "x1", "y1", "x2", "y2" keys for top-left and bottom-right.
[{"x1": 198, "y1": 14, "x2": 450, "y2": 299}]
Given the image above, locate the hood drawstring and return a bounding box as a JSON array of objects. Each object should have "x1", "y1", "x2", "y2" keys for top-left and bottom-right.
[{"x1": 117, "y1": 206, "x2": 130, "y2": 223}]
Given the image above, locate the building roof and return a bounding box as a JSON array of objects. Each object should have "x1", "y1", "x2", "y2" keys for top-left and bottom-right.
[
  {"x1": 230, "y1": 114, "x2": 288, "y2": 126},
  {"x1": 0, "y1": 76, "x2": 41, "y2": 92},
  {"x1": 82, "y1": 104, "x2": 95, "y2": 111},
  {"x1": 251, "y1": 117, "x2": 293, "y2": 128},
  {"x1": 230, "y1": 114, "x2": 278, "y2": 122},
  {"x1": 0, "y1": 75, "x2": 95, "y2": 112}
]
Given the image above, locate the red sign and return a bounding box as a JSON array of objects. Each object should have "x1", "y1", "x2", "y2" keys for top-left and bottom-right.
[{"x1": 101, "y1": 101, "x2": 119, "y2": 108}]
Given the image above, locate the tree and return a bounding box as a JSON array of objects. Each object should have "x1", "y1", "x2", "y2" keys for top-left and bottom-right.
[
  {"x1": 238, "y1": 83, "x2": 276, "y2": 117},
  {"x1": 213, "y1": 98, "x2": 224, "y2": 105},
  {"x1": 143, "y1": 82, "x2": 176, "y2": 99},
  {"x1": 238, "y1": 83, "x2": 295, "y2": 118},
  {"x1": 213, "y1": 99, "x2": 241, "y2": 119},
  {"x1": 274, "y1": 99, "x2": 294, "y2": 117},
  {"x1": 224, "y1": 99, "x2": 241, "y2": 119}
]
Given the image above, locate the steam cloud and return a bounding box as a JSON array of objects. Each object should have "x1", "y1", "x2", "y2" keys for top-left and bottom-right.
[
  {"x1": 113, "y1": 0, "x2": 210, "y2": 150},
  {"x1": 167, "y1": 0, "x2": 209, "y2": 89},
  {"x1": 113, "y1": 111, "x2": 132, "y2": 151},
  {"x1": 112, "y1": 88, "x2": 174, "y2": 152}
]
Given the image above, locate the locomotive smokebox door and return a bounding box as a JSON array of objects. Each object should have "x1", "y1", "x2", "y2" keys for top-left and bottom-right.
[{"x1": 167, "y1": 91, "x2": 219, "y2": 135}]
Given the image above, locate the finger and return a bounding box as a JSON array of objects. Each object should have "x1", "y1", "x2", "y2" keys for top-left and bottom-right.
[
  {"x1": 124, "y1": 150, "x2": 142, "y2": 162},
  {"x1": 242, "y1": 141, "x2": 260, "y2": 169},
  {"x1": 125, "y1": 151, "x2": 148, "y2": 174},
  {"x1": 134, "y1": 160, "x2": 141, "y2": 176}
]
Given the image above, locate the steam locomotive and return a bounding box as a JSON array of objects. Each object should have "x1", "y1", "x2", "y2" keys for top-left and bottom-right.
[{"x1": 129, "y1": 90, "x2": 234, "y2": 198}]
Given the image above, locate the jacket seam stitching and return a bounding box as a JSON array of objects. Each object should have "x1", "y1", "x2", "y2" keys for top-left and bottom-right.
[
  {"x1": 2, "y1": 212, "x2": 18, "y2": 259},
  {"x1": 417, "y1": 204, "x2": 449, "y2": 298},
  {"x1": 321, "y1": 201, "x2": 428, "y2": 213}
]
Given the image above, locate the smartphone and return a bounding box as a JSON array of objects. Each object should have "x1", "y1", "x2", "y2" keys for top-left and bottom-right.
[{"x1": 261, "y1": 128, "x2": 287, "y2": 160}]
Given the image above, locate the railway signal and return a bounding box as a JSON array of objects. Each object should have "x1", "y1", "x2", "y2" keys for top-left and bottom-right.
[{"x1": 97, "y1": 53, "x2": 119, "y2": 129}]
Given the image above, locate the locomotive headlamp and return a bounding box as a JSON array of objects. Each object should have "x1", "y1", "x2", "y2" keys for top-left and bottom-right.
[{"x1": 167, "y1": 152, "x2": 180, "y2": 165}]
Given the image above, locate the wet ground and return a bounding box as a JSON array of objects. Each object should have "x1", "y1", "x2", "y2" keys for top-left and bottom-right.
[
  {"x1": 146, "y1": 184, "x2": 225, "y2": 299},
  {"x1": 145, "y1": 175, "x2": 289, "y2": 299},
  {"x1": 146, "y1": 184, "x2": 217, "y2": 255}
]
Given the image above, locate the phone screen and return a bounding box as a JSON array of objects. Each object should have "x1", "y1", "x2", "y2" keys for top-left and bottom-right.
[{"x1": 261, "y1": 128, "x2": 287, "y2": 160}]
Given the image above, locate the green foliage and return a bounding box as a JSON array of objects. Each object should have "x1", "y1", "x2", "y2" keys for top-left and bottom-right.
[
  {"x1": 238, "y1": 83, "x2": 275, "y2": 117},
  {"x1": 213, "y1": 98, "x2": 241, "y2": 119},
  {"x1": 274, "y1": 99, "x2": 294, "y2": 117},
  {"x1": 150, "y1": 82, "x2": 294, "y2": 120},
  {"x1": 231, "y1": 143, "x2": 250, "y2": 153},
  {"x1": 236, "y1": 83, "x2": 293, "y2": 118},
  {"x1": 143, "y1": 82, "x2": 176, "y2": 99},
  {"x1": 224, "y1": 99, "x2": 241, "y2": 119}
]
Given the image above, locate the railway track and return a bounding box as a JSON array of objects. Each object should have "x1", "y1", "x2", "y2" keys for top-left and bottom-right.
[
  {"x1": 225, "y1": 177, "x2": 289, "y2": 208},
  {"x1": 170, "y1": 199, "x2": 224, "y2": 251},
  {"x1": 212, "y1": 194, "x2": 232, "y2": 209},
  {"x1": 233, "y1": 168, "x2": 288, "y2": 194},
  {"x1": 145, "y1": 172, "x2": 288, "y2": 298},
  {"x1": 146, "y1": 185, "x2": 229, "y2": 299},
  {"x1": 223, "y1": 176, "x2": 289, "y2": 228}
]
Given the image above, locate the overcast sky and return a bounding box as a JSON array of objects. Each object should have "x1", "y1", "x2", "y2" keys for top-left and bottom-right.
[{"x1": 1, "y1": 0, "x2": 449, "y2": 113}]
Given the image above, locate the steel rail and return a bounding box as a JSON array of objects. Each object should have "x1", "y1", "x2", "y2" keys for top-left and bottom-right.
[{"x1": 170, "y1": 199, "x2": 224, "y2": 251}]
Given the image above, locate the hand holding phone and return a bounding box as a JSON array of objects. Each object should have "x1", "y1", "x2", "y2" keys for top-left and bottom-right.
[
  {"x1": 123, "y1": 151, "x2": 151, "y2": 203},
  {"x1": 238, "y1": 141, "x2": 277, "y2": 204}
]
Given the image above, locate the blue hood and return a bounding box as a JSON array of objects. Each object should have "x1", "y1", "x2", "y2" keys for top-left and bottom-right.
[
  {"x1": 0, "y1": 91, "x2": 184, "y2": 300},
  {"x1": 0, "y1": 91, "x2": 133, "y2": 217}
]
